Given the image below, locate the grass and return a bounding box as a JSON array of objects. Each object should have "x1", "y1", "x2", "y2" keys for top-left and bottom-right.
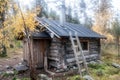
[
  {"x1": 56, "y1": 44, "x2": 120, "y2": 80},
  {"x1": 88, "y1": 44, "x2": 120, "y2": 80}
]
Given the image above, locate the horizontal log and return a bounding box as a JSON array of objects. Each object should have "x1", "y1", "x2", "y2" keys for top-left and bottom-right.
[
  {"x1": 50, "y1": 50, "x2": 59, "y2": 53},
  {"x1": 48, "y1": 54, "x2": 60, "y2": 58},
  {"x1": 48, "y1": 57, "x2": 60, "y2": 61},
  {"x1": 66, "y1": 47, "x2": 73, "y2": 51},
  {"x1": 66, "y1": 54, "x2": 98, "y2": 63},
  {"x1": 50, "y1": 47, "x2": 62, "y2": 50},
  {"x1": 66, "y1": 51, "x2": 74, "y2": 54},
  {"x1": 49, "y1": 62, "x2": 61, "y2": 68},
  {"x1": 50, "y1": 45, "x2": 58, "y2": 48},
  {"x1": 66, "y1": 54, "x2": 75, "y2": 58},
  {"x1": 49, "y1": 52, "x2": 59, "y2": 55},
  {"x1": 52, "y1": 41, "x2": 61, "y2": 43},
  {"x1": 51, "y1": 43, "x2": 61, "y2": 45}
]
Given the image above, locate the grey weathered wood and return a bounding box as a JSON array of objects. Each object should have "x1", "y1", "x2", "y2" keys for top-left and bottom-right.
[{"x1": 23, "y1": 32, "x2": 101, "y2": 73}]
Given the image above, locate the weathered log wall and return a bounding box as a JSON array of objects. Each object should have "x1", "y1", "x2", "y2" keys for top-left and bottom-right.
[
  {"x1": 89, "y1": 38, "x2": 100, "y2": 59},
  {"x1": 23, "y1": 37, "x2": 101, "y2": 69},
  {"x1": 48, "y1": 38, "x2": 101, "y2": 69},
  {"x1": 48, "y1": 38, "x2": 66, "y2": 69}
]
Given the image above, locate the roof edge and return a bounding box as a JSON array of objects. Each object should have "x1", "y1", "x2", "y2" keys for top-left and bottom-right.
[{"x1": 36, "y1": 17, "x2": 61, "y2": 38}]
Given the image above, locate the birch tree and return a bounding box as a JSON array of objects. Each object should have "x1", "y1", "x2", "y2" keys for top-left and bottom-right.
[
  {"x1": 112, "y1": 19, "x2": 120, "y2": 57},
  {"x1": 0, "y1": 0, "x2": 10, "y2": 56},
  {"x1": 92, "y1": 0, "x2": 113, "y2": 43},
  {"x1": 4, "y1": 1, "x2": 37, "y2": 79}
]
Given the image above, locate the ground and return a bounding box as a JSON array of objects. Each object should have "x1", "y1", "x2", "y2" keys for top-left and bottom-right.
[
  {"x1": 0, "y1": 44, "x2": 120, "y2": 80},
  {"x1": 0, "y1": 48, "x2": 23, "y2": 71}
]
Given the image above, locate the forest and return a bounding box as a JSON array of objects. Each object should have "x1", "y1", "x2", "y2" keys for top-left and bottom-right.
[{"x1": 0, "y1": 0, "x2": 120, "y2": 80}]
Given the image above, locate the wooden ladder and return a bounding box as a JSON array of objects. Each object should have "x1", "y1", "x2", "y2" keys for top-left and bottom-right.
[{"x1": 69, "y1": 32, "x2": 89, "y2": 77}]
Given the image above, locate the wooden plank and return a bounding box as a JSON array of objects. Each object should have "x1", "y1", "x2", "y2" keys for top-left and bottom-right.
[
  {"x1": 66, "y1": 54, "x2": 98, "y2": 63},
  {"x1": 48, "y1": 53, "x2": 59, "y2": 57},
  {"x1": 36, "y1": 17, "x2": 60, "y2": 38},
  {"x1": 50, "y1": 50, "x2": 59, "y2": 53},
  {"x1": 48, "y1": 57, "x2": 60, "y2": 61}
]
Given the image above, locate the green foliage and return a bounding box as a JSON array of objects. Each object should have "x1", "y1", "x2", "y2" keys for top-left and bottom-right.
[
  {"x1": 104, "y1": 66, "x2": 120, "y2": 75},
  {"x1": 0, "y1": 44, "x2": 7, "y2": 57},
  {"x1": 67, "y1": 75, "x2": 83, "y2": 80},
  {"x1": 21, "y1": 78, "x2": 30, "y2": 80},
  {"x1": 15, "y1": 41, "x2": 22, "y2": 48},
  {"x1": 12, "y1": 78, "x2": 30, "y2": 80},
  {"x1": 88, "y1": 63, "x2": 106, "y2": 70},
  {"x1": 96, "y1": 69, "x2": 105, "y2": 76},
  {"x1": 2, "y1": 72, "x2": 10, "y2": 77},
  {"x1": 111, "y1": 19, "x2": 120, "y2": 56},
  {"x1": 12, "y1": 77, "x2": 17, "y2": 80},
  {"x1": 70, "y1": 75, "x2": 80, "y2": 80}
]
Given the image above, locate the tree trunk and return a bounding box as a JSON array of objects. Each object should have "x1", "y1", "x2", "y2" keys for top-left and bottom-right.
[
  {"x1": 116, "y1": 37, "x2": 120, "y2": 57},
  {"x1": 118, "y1": 37, "x2": 120, "y2": 57},
  {"x1": 28, "y1": 37, "x2": 36, "y2": 80},
  {"x1": 0, "y1": 10, "x2": 7, "y2": 57},
  {"x1": 1, "y1": 44, "x2": 7, "y2": 57}
]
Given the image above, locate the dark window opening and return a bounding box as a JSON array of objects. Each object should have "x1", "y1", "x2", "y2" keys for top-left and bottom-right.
[{"x1": 81, "y1": 41, "x2": 88, "y2": 50}]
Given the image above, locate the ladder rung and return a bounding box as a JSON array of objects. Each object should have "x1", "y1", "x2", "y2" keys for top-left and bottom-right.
[
  {"x1": 78, "y1": 61, "x2": 83, "y2": 64},
  {"x1": 81, "y1": 69, "x2": 86, "y2": 72},
  {"x1": 76, "y1": 51, "x2": 80, "y2": 54},
  {"x1": 72, "y1": 38, "x2": 76, "y2": 40},
  {"x1": 74, "y1": 45, "x2": 78, "y2": 48}
]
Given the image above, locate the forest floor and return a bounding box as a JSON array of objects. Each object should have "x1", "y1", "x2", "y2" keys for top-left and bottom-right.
[
  {"x1": 0, "y1": 48, "x2": 23, "y2": 71},
  {"x1": 0, "y1": 45, "x2": 120, "y2": 80}
]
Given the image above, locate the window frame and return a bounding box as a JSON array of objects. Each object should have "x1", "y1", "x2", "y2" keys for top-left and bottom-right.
[{"x1": 80, "y1": 40, "x2": 89, "y2": 52}]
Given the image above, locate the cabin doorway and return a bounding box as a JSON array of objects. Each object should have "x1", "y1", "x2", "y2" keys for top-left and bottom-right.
[{"x1": 33, "y1": 39, "x2": 50, "y2": 68}]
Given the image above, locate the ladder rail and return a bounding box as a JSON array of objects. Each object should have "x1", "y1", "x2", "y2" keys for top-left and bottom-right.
[
  {"x1": 75, "y1": 32, "x2": 89, "y2": 74},
  {"x1": 69, "y1": 32, "x2": 82, "y2": 77},
  {"x1": 69, "y1": 31, "x2": 89, "y2": 77}
]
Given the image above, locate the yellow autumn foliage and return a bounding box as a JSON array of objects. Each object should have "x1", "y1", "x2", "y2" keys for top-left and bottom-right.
[
  {"x1": 92, "y1": 25, "x2": 114, "y2": 43},
  {"x1": 4, "y1": 11, "x2": 37, "y2": 39},
  {"x1": 0, "y1": 0, "x2": 9, "y2": 13},
  {"x1": 92, "y1": 2, "x2": 113, "y2": 43},
  {"x1": 0, "y1": 2, "x2": 37, "y2": 47}
]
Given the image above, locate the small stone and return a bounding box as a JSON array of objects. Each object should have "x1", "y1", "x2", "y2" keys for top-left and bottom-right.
[
  {"x1": 73, "y1": 66, "x2": 78, "y2": 70},
  {"x1": 18, "y1": 63, "x2": 22, "y2": 65},
  {"x1": 112, "y1": 63, "x2": 120, "y2": 68},
  {"x1": 0, "y1": 70, "x2": 3, "y2": 75},
  {"x1": 56, "y1": 69, "x2": 64, "y2": 73},
  {"x1": 38, "y1": 74, "x2": 51, "y2": 80},
  {"x1": 21, "y1": 60, "x2": 27, "y2": 66},
  {"x1": 97, "y1": 60, "x2": 103, "y2": 64},
  {"x1": 0, "y1": 65, "x2": 3, "y2": 67},
  {"x1": 6, "y1": 70, "x2": 14, "y2": 75},
  {"x1": 14, "y1": 64, "x2": 28, "y2": 72},
  {"x1": 5, "y1": 65, "x2": 13, "y2": 69},
  {"x1": 89, "y1": 61, "x2": 97, "y2": 64},
  {"x1": 83, "y1": 75, "x2": 94, "y2": 80},
  {"x1": 6, "y1": 59, "x2": 9, "y2": 61}
]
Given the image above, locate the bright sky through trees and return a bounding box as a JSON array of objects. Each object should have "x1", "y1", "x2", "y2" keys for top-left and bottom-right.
[
  {"x1": 19, "y1": 0, "x2": 120, "y2": 10},
  {"x1": 18, "y1": 0, "x2": 120, "y2": 20},
  {"x1": 113, "y1": 0, "x2": 120, "y2": 10}
]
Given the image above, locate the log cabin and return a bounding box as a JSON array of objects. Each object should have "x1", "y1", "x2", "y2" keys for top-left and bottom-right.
[{"x1": 23, "y1": 17, "x2": 106, "y2": 71}]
